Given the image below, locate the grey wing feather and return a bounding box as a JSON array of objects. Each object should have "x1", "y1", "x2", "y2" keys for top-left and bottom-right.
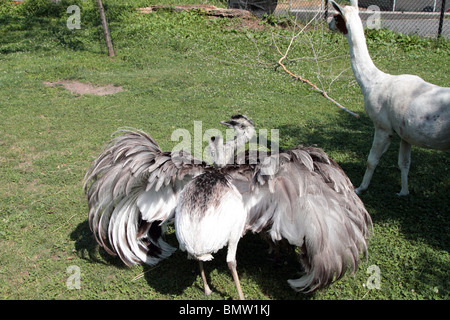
[
  {"x1": 233, "y1": 145, "x2": 372, "y2": 292},
  {"x1": 84, "y1": 129, "x2": 207, "y2": 267}
]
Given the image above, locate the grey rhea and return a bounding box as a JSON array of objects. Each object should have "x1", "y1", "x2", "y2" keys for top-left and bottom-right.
[{"x1": 84, "y1": 115, "x2": 372, "y2": 299}]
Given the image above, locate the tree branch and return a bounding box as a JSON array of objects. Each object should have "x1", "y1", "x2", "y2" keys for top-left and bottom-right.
[{"x1": 274, "y1": 15, "x2": 359, "y2": 118}]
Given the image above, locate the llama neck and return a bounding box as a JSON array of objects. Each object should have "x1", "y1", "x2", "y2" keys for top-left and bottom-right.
[{"x1": 346, "y1": 20, "x2": 384, "y2": 91}]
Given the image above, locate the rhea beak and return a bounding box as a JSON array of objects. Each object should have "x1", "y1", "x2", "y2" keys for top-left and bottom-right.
[{"x1": 220, "y1": 120, "x2": 233, "y2": 127}]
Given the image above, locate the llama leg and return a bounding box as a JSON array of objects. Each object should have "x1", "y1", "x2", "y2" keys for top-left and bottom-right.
[
  {"x1": 198, "y1": 261, "x2": 212, "y2": 296},
  {"x1": 356, "y1": 128, "x2": 392, "y2": 194},
  {"x1": 397, "y1": 139, "x2": 411, "y2": 196}
]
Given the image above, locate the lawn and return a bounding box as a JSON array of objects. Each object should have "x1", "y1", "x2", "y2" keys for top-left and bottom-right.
[{"x1": 0, "y1": 0, "x2": 449, "y2": 301}]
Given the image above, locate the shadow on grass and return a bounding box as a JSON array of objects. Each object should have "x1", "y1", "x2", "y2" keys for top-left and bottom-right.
[
  {"x1": 70, "y1": 218, "x2": 315, "y2": 299},
  {"x1": 236, "y1": 233, "x2": 315, "y2": 300},
  {"x1": 139, "y1": 230, "x2": 311, "y2": 299},
  {"x1": 0, "y1": 14, "x2": 104, "y2": 54},
  {"x1": 140, "y1": 232, "x2": 315, "y2": 300},
  {"x1": 277, "y1": 111, "x2": 449, "y2": 253},
  {"x1": 70, "y1": 220, "x2": 127, "y2": 268}
]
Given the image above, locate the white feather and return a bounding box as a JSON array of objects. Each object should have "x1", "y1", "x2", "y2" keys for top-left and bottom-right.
[
  {"x1": 137, "y1": 187, "x2": 177, "y2": 223},
  {"x1": 175, "y1": 175, "x2": 246, "y2": 262}
]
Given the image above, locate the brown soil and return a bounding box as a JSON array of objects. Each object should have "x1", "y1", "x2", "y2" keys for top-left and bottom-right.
[
  {"x1": 139, "y1": 4, "x2": 278, "y2": 31},
  {"x1": 43, "y1": 80, "x2": 124, "y2": 96},
  {"x1": 138, "y1": 5, "x2": 254, "y2": 19}
]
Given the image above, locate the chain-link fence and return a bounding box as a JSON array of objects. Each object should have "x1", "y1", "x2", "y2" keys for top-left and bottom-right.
[
  {"x1": 228, "y1": 0, "x2": 449, "y2": 38},
  {"x1": 271, "y1": 0, "x2": 450, "y2": 38}
]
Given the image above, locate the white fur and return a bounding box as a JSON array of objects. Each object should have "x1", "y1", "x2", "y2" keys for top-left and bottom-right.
[{"x1": 329, "y1": 1, "x2": 450, "y2": 195}]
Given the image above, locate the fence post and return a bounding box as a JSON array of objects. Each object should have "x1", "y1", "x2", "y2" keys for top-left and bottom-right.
[
  {"x1": 96, "y1": 0, "x2": 115, "y2": 57},
  {"x1": 438, "y1": 0, "x2": 447, "y2": 38}
]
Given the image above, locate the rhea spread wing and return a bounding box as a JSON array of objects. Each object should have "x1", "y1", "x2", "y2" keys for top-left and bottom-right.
[
  {"x1": 84, "y1": 129, "x2": 207, "y2": 266},
  {"x1": 230, "y1": 145, "x2": 372, "y2": 292}
]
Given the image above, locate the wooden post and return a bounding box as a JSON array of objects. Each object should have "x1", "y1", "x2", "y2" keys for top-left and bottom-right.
[
  {"x1": 96, "y1": 0, "x2": 115, "y2": 57},
  {"x1": 437, "y1": 0, "x2": 447, "y2": 38}
]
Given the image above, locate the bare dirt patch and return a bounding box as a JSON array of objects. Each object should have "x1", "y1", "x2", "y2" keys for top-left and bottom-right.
[
  {"x1": 138, "y1": 5, "x2": 254, "y2": 19},
  {"x1": 139, "y1": 4, "x2": 271, "y2": 31},
  {"x1": 43, "y1": 80, "x2": 124, "y2": 96}
]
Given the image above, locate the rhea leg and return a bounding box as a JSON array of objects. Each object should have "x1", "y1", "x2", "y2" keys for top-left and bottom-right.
[
  {"x1": 198, "y1": 261, "x2": 212, "y2": 296},
  {"x1": 356, "y1": 128, "x2": 392, "y2": 194},
  {"x1": 397, "y1": 139, "x2": 411, "y2": 196},
  {"x1": 228, "y1": 261, "x2": 244, "y2": 300},
  {"x1": 226, "y1": 241, "x2": 245, "y2": 300}
]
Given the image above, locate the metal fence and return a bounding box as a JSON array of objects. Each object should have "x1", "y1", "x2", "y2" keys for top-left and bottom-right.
[{"x1": 273, "y1": 0, "x2": 450, "y2": 38}]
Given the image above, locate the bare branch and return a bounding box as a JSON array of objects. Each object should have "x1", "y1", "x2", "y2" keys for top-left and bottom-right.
[
  {"x1": 328, "y1": 67, "x2": 351, "y2": 92},
  {"x1": 274, "y1": 15, "x2": 359, "y2": 118}
]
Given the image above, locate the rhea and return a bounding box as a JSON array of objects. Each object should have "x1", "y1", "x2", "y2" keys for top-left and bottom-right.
[
  {"x1": 328, "y1": 0, "x2": 450, "y2": 195},
  {"x1": 175, "y1": 115, "x2": 255, "y2": 300},
  {"x1": 84, "y1": 115, "x2": 372, "y2": 299},
  {"x1": 84, "y1": 115, "x2": 254, "y2": 300}
]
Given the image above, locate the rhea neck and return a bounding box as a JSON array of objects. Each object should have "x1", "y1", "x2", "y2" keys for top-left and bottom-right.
[
  {"x1": 225, "y1": 126, "x2": 255, "y2": 161},
  {"x1": 211, "y1": 125, "x2": 255, "y2": 167},
  {"x1": 344, "y1": 14, "x2": 385, "y2": 92},
  {"x1": 233, "y1": 126, "x2": 255, "y2": 147}
]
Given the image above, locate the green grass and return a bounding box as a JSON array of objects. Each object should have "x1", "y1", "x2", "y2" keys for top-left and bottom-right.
[{"x1": 0, "y1": 0, "x2": 449, "y2": 300}]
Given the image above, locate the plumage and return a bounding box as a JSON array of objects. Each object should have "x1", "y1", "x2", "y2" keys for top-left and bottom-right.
[
  {"x1": 84, "y1": 115, "x2": 372, "y2": 299},
  {"x1": 84, "y1": 129, "x2": 208, "y2": 267},
  {"x1": 175, "y1": 171, "x2": 246, "y2": 277},
  {"x1": 218, "y1": 142, "x2": 371, "y2": 292}
]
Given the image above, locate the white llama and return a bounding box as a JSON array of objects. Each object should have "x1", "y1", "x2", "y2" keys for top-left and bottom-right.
[{"x1": 328, "y1": 0, "x2": 450, "y2": 196}]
